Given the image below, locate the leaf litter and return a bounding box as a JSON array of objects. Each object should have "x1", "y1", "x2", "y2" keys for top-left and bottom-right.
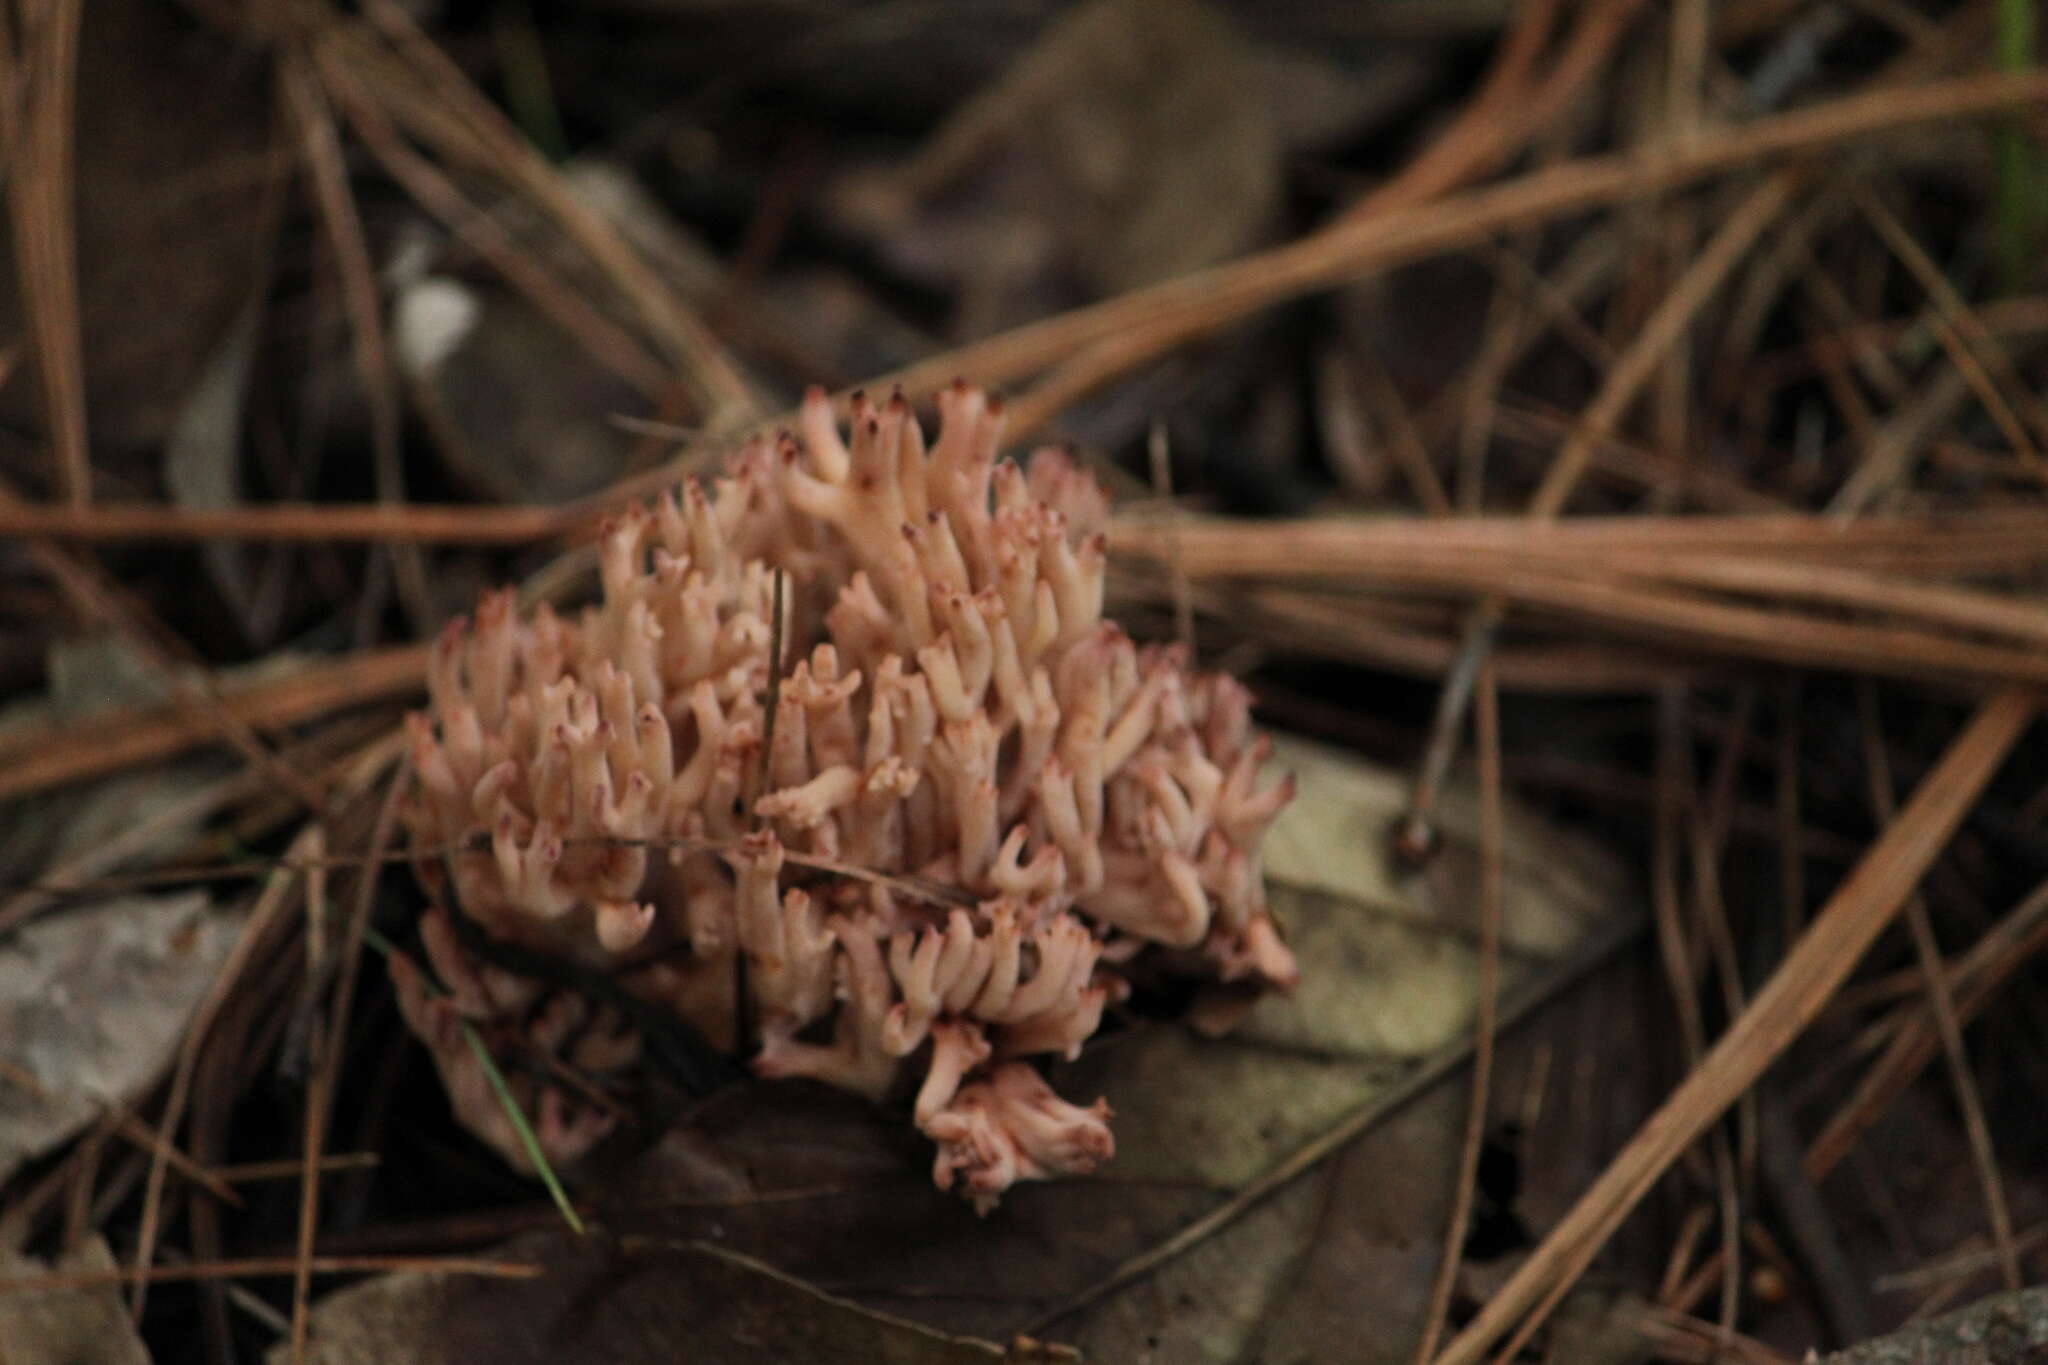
[{"x1": 288, "y1": 739, "x2": 1635, "y2": 1362}]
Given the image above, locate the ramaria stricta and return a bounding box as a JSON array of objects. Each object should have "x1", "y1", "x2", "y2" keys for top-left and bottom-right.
[{"x1": 397, "y1": 382, "x2": 1298, "y2": 1210}]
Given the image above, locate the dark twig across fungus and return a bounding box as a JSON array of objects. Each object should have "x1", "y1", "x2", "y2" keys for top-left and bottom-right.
[{"x1": 399, "y1": 384, "x2": 1296, "y2": 1209}]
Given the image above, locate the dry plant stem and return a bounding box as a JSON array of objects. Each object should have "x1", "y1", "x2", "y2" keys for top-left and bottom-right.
[
  {"x1": 1855, "y1": 684, "x2": 2020, "y2": 1291},
  {"x1": 1457, "y1": 266, "x2": 1525, "y2": 511},
  {"x1": 1396, "y1": 612, "x2": 1495, "y2": 861},
  {"x1": 0, "y1": 500, "x2": 570, "y2": 543},
  {"x1": 33, "y1": 497, "x2": 2048, "y2": 578},
  {"x1": 6, "y1": 1254, "x2": 540, "y2": 1294},
  {"x1": 1475, "y1": 238, "x2": 1616, "y2": 372},
  {"x1": 0, "y1": 642, "x2": 424, "y2": 804},
  {"x1": 1669, "y1": 888, "x2": 2048, "y2": 1315},
  {"x1": 289, "y1": 822, "x2": 330, "y2": 1360},
  {"x1": 1759, "y1": 293, "x2": 2048, "y2": 391},
  {"x1": 214, "y1": 1153, "x2": 379, "y2": 1183},
  {"x1": 1028, "y1": 901, "x2": 1645, "y2": 1335},
  {"x1": 59, "y1": 1117, "x2": 110, "y2": 1255},
  {"x1": 1623, "y1": 1301, "x2": 1797, "y2": 1365},
  {"x1": 129, "y1": 830, "x2": 315, "y2": 1317},
  {"x1": 0, "y1": 0, "x2": 89, "y2": 505},
  {"x1": 0, "y1": 832, "x2": 980, "y2": 918},
  {"x1": 1430, "y1": 687, "x2": 2038, "y2": 1365},
  {"x1": 1718, "y1": 187, "x2": 1860, "y2": 411},
  {"x1": 1658, "y1": 1203, "x2": 1715, "y2": 1306},
  {"x1": 1339, "y1": 0, "x2": 1560, "y2": 221},
  {"x1": 1854, "y1": 185, "x2": 2048, "y2": 465},
  {"x1": 1351, "y1": 343, "x2": 1453, "y2": 516},
  {"x1": 1419, "y1": 229, "x2": 1623, "y2": 447},
  {"x1": 1116, "y1": 552, "x2": 2048, "y2": 693},
  {"x1": 291, "y1": 757, "x2": 406, "y2": 1360},
  {"x1": 1690, "y1": 690, "x2": 1762, "y2": 1128},
  {"x1": 1313, "y1": 345, "x2": 1381, "y2": 499},
  {"x1": 1877, "y1": 1220, "x2": 2048, "y2": 1295},
  {"x1": 1663, "y1": 894, "x2": 2048, "y2": 1327},
  {"x1": 1659, "y1": 687, "x2": 1748, "y2": 1338},
  {"x1": 1901, "y1": 906, "x2": 2019, "y2": 1269},
  {"x1": 1617, "y1": 553, "x2": 2048, "y2": 650},
  {"x1": 1410, "y1": 660, "x2": 1504, "y2": 1365},
  {"x1": 1829, "y1": 364, "x2": 1974, "y2": 515},
  {"x1": 1755, "y1": 1089, "x2": 1871, "y2": 1344},
  {"x1": 1, "y1": 1119, "x2": 98, "y2": 1250},
  {"x1": 1655, "y1": 687, "x2": 1712, "y2": 1065},
  {"x1": 1536, "y1": 171, "x2": 1803, "y2": 518},
  {"x1": 1808, "y1": 874, "x2": 2048, "y2": 1175},
  {"x1": 1106, "y1": 510, "x2": 2048, "y2": 578},
  {"x1": 281, "y1": 51, "x2": 432, "y2": 633}
]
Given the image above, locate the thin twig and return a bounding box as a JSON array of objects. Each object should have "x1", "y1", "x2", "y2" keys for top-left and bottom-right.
[
  {"x1": 281, "y1": 52, "x2": 433, "y2": 633},
  {"x1": 129, "y1": 830, "x2": 316, "y2": 1316},
  {"x1": 0, "y1": 1059, "x2": 241, "y2": 1207},
  {"x1": 3, "y1": 0, "x2": 89, "y2": 505},
  {"x1": 1409, "y1": 658, "x2": 1504, "y2": 1364},
  {"x1": 1855, "y1": 683, "x2": 2021, "y2": 1291},
  {"x1": 1855, "y1": 184, "x2": 2048, "y2": 469},
  {"x1": 5, "y1": 1255, "x2": 540, "y2": 1294}
]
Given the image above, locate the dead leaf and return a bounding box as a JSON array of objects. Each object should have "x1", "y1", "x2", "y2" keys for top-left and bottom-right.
[
  {"x1": 827, "y1": 0, "x2": 1280, "y2": 336},
  {"x1": 1263, "y1": 735, "x2": 1632, "y2": 957},
  {"x1": 0, "y1": 889, "x2": 237, "y2": 1185},
  {"x1": 301, "y1": 734, "x2": 1636, "y2": 1361},
  {"x1": 0, "y1": 1237, "x2": 152, "y2": 1365},
  {"x1": 282, "y1": 1234, "x2": 1061, "y2": 1365},
  {"x1": 0, "y1": 634, "x2": 237, "y2": 880}
]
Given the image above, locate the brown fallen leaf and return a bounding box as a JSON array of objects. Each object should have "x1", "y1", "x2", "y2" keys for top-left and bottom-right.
[
  {"x1": 282, "y1": 1233, "x2": 1071, "y2": 1365},
  {"x1": 0, "y1": 888, "x2": 237, "y2": 1185},
  {"x1": 298, "y1": 736, "x2": 1635, "y2": 1361},
  {"x1": 0, "y1": 1237, "x2": 151, "y2": 1365},
  {"x1": 826, "y1": 0, "x2": 1280, "y2": 336}
]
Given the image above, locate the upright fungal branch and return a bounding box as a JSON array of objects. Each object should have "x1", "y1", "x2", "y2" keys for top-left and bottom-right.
[{"x1": 400, "y1": 383, "x2": 1297, "y2": 1209}]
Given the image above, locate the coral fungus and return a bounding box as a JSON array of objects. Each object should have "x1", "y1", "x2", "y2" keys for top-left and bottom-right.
[{"x1": 400, "y1": 382, "x2": 1295, "y2": 1209}]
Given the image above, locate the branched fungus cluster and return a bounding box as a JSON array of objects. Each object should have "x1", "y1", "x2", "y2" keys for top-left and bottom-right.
[{"x1": 398, "y1": 383, "x2": 1296, "y2": 1209}]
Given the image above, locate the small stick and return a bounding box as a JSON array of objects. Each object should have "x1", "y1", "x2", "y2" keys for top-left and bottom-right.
[
  {"x1": 1409, "y1": 658, "x2": 1504, "y2": 1363},
  {"x1": 1857, "y1": 684, "x2": 2021, "y2": 1291},
  {"x1": 1, "y1": 1255, "x2": 540, "y2": 1294}
]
